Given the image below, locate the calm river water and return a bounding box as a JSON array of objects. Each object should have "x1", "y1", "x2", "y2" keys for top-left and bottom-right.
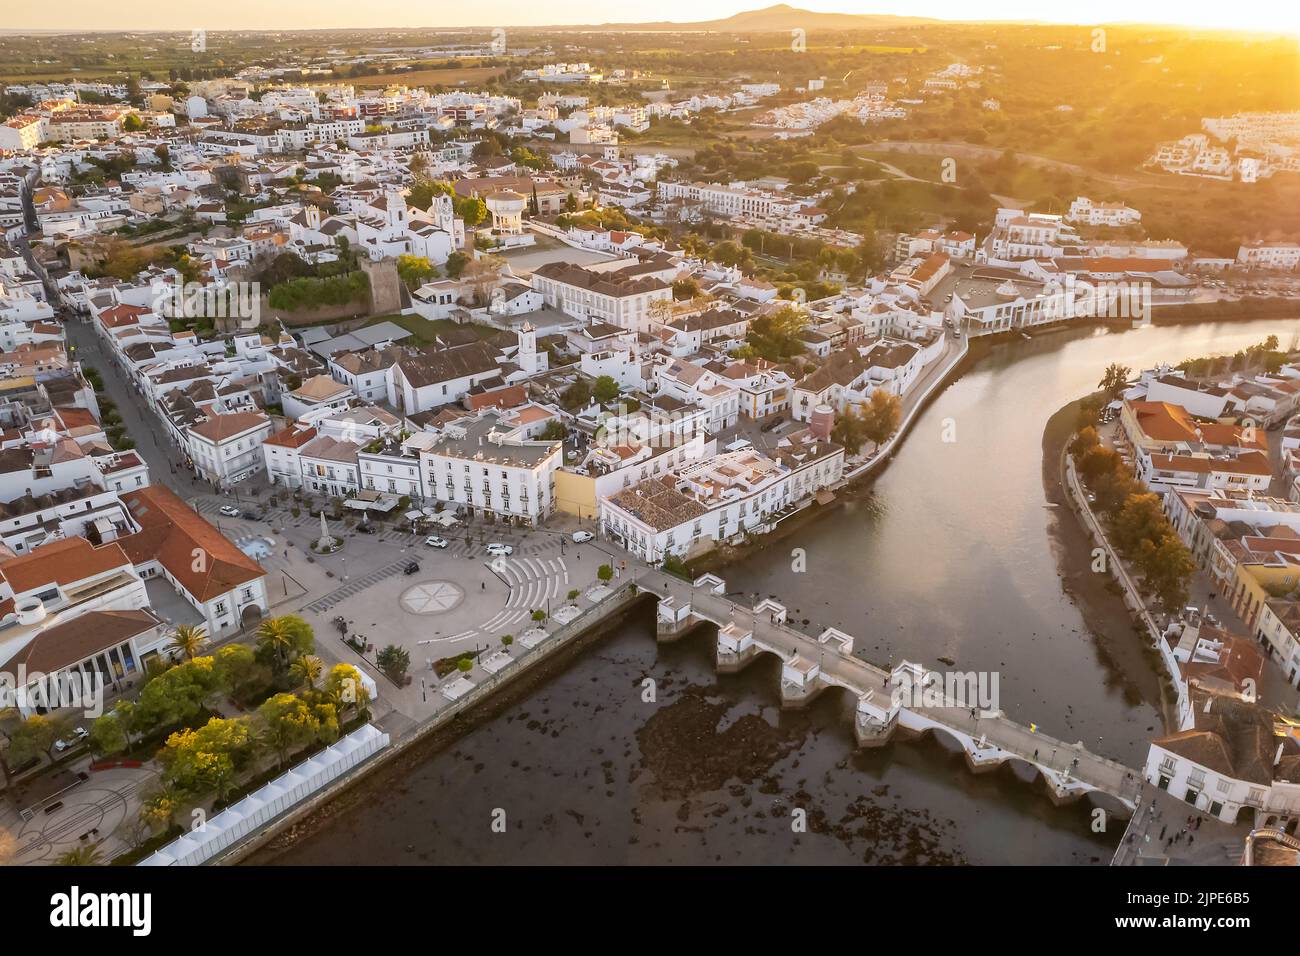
[{"x1": 265, "y1": 318, "x2": 1300, "y2": 865}]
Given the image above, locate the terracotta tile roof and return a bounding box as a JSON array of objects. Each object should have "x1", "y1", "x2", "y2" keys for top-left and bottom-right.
[
  {"x1": 291, "y1": 374, "x2": 352, "y2": 402},
  {"x1": 119, "y1": 485, "x2": 264, "y2": 602},
  {"x1": 0, "y1": 536, "x2": 132, "y2": 595},
  {"x1": 263, "y1": 426, "x2": 318, "y2": 449},
  {"x1": 2, "y1": 608, "x2": 161, "y2": 676},
  {"x1": 97, "y1": 303, "x2": 153, "y2": 328},
  {"x1": 189, "y1": 411, "x2": 270, "y2": 442}
]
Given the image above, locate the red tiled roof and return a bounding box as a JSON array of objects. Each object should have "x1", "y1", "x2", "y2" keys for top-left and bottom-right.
[
  {"x1": 189, "y1": 411, "x2": 270, "y2": 443},
  {"x1": 263, "y1": 426, "x2": 318, "y2": 449},
  {"x1": 119, "y1": 485, "x2": 264, "y2": 602},
  {"x1": 0, "y1": 537, "x2": 132, "y2": 595}
]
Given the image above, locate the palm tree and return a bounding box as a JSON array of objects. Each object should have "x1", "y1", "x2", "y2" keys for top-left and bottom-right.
[
  {"x1": 167, "y1": 624, "x2": 208, "y2": 662},
  {"x1": 55, "y1": 844, "x2": 103, "y2": 866},
  {"x1": 256, "y1": 617, "x2": 295, "y2": 670},
  {"x1": 290, "y1": 654, "x2": 323, "y2": 691}
]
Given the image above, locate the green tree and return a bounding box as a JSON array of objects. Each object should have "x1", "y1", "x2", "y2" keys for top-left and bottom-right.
[
  {"x1": 8, "y1": 714, "x2": 67, "y2": 766},
  {"x1": 256, "y1": 615, "x2": 314, "y2": 672},
  {"x1": 1139, "y1": 532, "x2": 1197, "y2": 611},
  {"x1": 745, "y1": 305, "x2": 808, "y2": 362},
  {"x1": 133, "y1": 656, "x2": 221, "y2": 732},
  {"x1": 88, "y1": 707, "x2": 130, "y2": 757},
  {"x1": 860, "y1": 390, "x2": 903, "y2": 447},
  {"x1": 1111, "y1": 493, "x2": 1169, "y2": 556},
  {"x1": 55, "y1": 844, "x2": 103, "y2": 866},
  {"x1": 1098, "y1": 363, "x2": 1131, "y2": 397},
  {"x1": 139, "y1": 782, "x2": 183, "y2": 833},
  {"x1": 592, "y1": 375, "x2": 620, "y2": 404},
  {"x1": 257, "y1": 694, "x2": 320, "y2": 768},
  {"x1": 597, "y1": 564, "x2": 614, "y2": 583},
  {"x1": 323, "y1": 663, "x2": 371, "y2": 720},
  {"x1": 168, "y1": 624, "x2": 208, "y2": 662},
  {"x1": 290, "y1": 654, "x2": 324, "y2": 691},
  {"x1": 560, "y1": 378, "x2": 592, "y2": 411},
  {"x1": 396, "y1": 254, "x2": 438, "y2": 289},
  {"x1": 213, "y1": 643, "x2": 270, "y2": 704},
  {"x1": 158, "y1": 717, "x2": 256, "y2": 801},
  {"x1": 376, "y1": 645, "x2": 410, "y2": 682},
  {"x1": 444, "y1": 251, "x2": 469, "y2": 279},
  {"x1": 831, "y1": 404, "x2": 870, "y2": 456}
]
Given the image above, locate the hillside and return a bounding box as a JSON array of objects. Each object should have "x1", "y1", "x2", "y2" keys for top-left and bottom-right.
[{"x1": 559, "y1": 4, "x2": 939, "y2": 33}]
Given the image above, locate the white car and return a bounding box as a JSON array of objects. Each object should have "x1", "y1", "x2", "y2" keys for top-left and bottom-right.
[
  {"x1": 571, "y1": 531, "x2": 594, "y2": 543},
  {"x1": 219, "y1": 505, "x2": 240, "y2": 517},
  {"x1": 424, "y1": 535, "x2": 448, "y2": 549},
  {"x1": 54, "y1": 727, "x2": 89, "y2": 752},
  {"x1": 485, "y1": 542, "x2": 514, "y2": 557}
]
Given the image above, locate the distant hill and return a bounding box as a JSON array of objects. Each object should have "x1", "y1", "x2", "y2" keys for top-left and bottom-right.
[{"x1": 555, "y1": 4, "x2": 939, "y2": 32}]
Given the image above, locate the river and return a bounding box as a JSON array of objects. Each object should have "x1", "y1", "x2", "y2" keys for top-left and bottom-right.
[{"x1": 262, "y1": 317, "x2": 1300, "y2": 866}]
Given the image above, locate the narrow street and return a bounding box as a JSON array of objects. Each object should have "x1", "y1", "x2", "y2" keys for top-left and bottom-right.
[{"x1": 64, "y1": 316, "x2": 198, "y2": 498}]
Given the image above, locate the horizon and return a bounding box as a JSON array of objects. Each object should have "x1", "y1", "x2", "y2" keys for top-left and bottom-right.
[{"x1": 4, "y1": 1, "x2": 1299, "y2": 37}]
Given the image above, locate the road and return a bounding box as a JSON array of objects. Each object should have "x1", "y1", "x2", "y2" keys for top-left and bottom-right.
[{"x1": 64, "y1": 316, "x2": 198, "y2": 497}]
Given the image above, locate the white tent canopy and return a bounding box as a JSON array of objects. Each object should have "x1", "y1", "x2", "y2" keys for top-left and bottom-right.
[{"x1": 137, "y1": 724, "x2": 390, "y2": 866}]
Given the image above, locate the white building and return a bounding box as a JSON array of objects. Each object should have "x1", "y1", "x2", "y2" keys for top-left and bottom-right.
[
  {"x1": 599, "y1": 439, "x2": 845, "y2": 563},
  {"x1": 1067, "y1": 196, "x2": 1142, "y2": 227},
  {"x1": 412, "y1": 411, "x2": 563, "y2": 526},
  {"x1": 186, "y1": 412, "x2": 273, "y2": 486}
]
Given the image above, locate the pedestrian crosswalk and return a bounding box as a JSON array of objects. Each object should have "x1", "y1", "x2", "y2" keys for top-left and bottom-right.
[
  {"x1": 303, "y1": 560, "x2": 411, "y2": 614},
  {"x1": 478, "y1": 556, "x2": 571, "y2": 637}
]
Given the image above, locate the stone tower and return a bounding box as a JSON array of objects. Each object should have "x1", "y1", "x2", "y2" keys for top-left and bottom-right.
[{"x1": 359, "y1": 256, "x2": 402, "y2": 317}]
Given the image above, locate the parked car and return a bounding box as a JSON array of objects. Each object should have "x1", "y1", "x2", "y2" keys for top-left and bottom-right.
[
  {"x1": 356, "y1": 523, "x2": 376, "y2": 534},
  {"x1": 571, "y1": 531, "x2": 594, "y2": 543},
  {"x1": 486, "y1": 542, "x2": 514, "y2": 557},
  {"x1": 424, "y1": 535, "x2": 449, "y2": 549},
  {"x1": 403, "y1": 561, "x2": 420, "y2": 575},
  {"x1": 218, "y1": 505, "x2": 240, "y2": 518},
  {"x1": 243, "y1": 510, "x2": 264, "y2": 521},
  {"x1": 54, "y1": 727, "x2": 89, "y2": 752}
]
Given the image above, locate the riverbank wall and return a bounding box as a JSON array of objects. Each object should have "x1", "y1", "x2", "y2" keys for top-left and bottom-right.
[{"x1": 221, "y1": 584, "x2": 654, "y2": 864}]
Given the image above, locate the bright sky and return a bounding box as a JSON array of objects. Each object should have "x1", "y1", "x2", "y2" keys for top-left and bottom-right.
[{"x1": 4, "y1": 0, "x2": 1298, "y2": 35}]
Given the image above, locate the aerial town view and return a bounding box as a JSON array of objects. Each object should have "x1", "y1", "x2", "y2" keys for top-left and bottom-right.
[{"x1": 0, "y1": 0, "x2": 1296, "y2": 929}]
